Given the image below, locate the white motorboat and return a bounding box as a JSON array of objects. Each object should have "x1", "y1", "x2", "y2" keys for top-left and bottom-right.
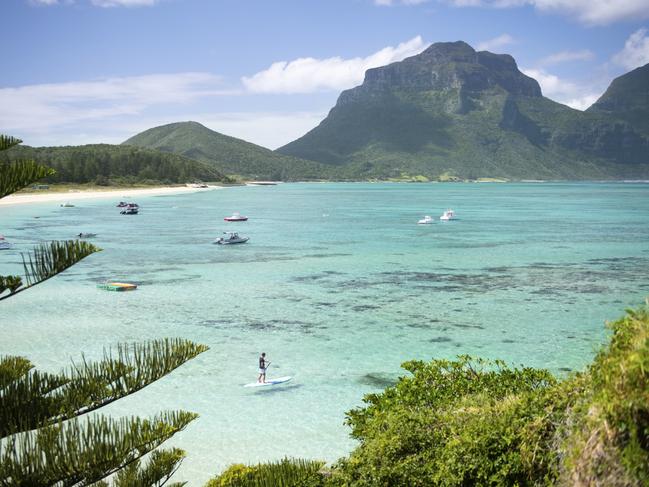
[
  {"x1": 120, "y1": 203, "x2": 139, "y2": 215},
  {"x1": 418, "y1": 215, "x2": 434, "y2": 224},
  {"x1": 214, "y1": 232, "x2": 249, "y2": 245},
  {"x1": 440, "y1": 209, "x2": 456, "y2": 221},
  {"x1": 224, "y1": 212, "x2": 248, "y2": 222}
]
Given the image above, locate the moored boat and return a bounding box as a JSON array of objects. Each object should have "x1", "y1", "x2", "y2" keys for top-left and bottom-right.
[
  {"x1": 214, "y1": 232, "x2": 249, "y2": 245},
  {"x1": 224, "y1": 212, "x2": 248, "y2": 222},
  {"x1": 418, "y1": 215, "x2": 434, "y2": 224},
  {"x1": 440, "y1": 209, "x2": 456, "y2": 221},
  {"x1": 120, "y1": 203, "x2": 139, "y2": 215}
]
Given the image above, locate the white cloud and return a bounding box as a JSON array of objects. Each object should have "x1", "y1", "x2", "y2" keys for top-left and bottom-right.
[
  {"x1": 613, "y1": 28, "x2": 649, "y2": 70},
  {"x1": 242, "y1": 36, "x2": 426, "y2": 94},
  {"x1": 522, "y1": 68, "x2": 599, "y2": 110},
  {"x1": 447, "y1": 0, "x2": 649, "y2": 25},
  {"x1": 0, "y1": 73, "x2": 233, "y2": 136},
  {"x1": 476, "y1": 34, "x2": 515, "y2": 52},
  {"x1": 538, "y1": 49, "x2": 594, "y2": 66}
]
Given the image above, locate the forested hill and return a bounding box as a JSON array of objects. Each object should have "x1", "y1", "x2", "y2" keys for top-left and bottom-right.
[
  {"x1": 278, "y1": 42, "x2": 649, "y2": 180},
  {"x1": 0, "y1": 143, "x2": 226, "y2": 185},
  {"x1": 123, "y1": 121, "x2": 333, "y2": 181}
]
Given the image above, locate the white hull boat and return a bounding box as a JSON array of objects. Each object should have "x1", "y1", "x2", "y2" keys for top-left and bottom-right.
[
  {"x1": 418, "y1": 215, "x2": 434, "y2": 224},
  {"x1": 214, "y1": 232, "x2": 249, "y2": 245},
  {"x1": 440, "y1": 209, "x2": 456, "y2": 221}
]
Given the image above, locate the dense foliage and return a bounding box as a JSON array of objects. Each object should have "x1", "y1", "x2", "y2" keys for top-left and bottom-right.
[
  {"x1": 205, "y1": 459, "x2": 326, "y2": 487},
  {"x1": 329, "y1": 306, "x2": 649, "y2": 486},
  {"x1": 207, "y1": 304, "x2": 649, "y2": 486},
  {"x1": 123, "y1": 121, "x2": 336, "y2": 181},
  {"x1": 0, "y1": 143, "x2": 227, "y2": 185}
]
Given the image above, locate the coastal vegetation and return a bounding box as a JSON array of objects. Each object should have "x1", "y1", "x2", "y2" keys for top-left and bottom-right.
[
  {"x1": 0, "y1": 135, "x2": 208, "y2": 485},
  {"x1": 0, "y1": 143, "x2": 229, "y2": 186},
  {"x1": 206, "y1": 304, "x2": 649, "y2": 486}
]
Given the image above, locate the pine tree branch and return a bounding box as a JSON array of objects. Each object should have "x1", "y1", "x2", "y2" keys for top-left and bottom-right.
[
  {"x1": 0, "y1": 135, "x2": 22, "y2": 152},
  {"x1": 0, "y1": 411, "x2": 197, "y2": 486},
  {"x1": 0, "y1": 159, "x2": 55, "y2": 199},
  {"x1": 0, "y1": 356, "x2": 33, "y2": 389},
  {"x1": 1, "y1": 339, "x2": 209, "y2": 438},
  {"x1": 111, "y1": 448, "x2": 187, "y2": 487},
  {"x1": 0, "y1": 240, "x2": 100, "y2": 301}
]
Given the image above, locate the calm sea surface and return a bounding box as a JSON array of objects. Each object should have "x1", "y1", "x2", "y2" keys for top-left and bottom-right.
[{"x1": 1, "y1": 182, "x2": 648, "y2": 484}]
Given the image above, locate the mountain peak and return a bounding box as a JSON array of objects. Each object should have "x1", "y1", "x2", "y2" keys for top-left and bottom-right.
[{"x1": 357, "y1": 40, "x2": 540, "y2": 99}]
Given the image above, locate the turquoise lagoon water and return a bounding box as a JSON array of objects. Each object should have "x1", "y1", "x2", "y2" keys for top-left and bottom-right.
[{"x1": 1, "y1": 182, "x2": 648, "y2": 484}]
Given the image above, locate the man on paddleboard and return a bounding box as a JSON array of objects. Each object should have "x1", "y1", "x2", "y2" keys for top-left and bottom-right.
[{"x1": 258, "y1": 352, "x2": 269, "y2": 383}]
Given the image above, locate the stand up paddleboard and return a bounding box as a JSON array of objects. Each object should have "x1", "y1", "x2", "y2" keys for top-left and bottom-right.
[{"x1": 244, "y1": 376, "x2": 292, "y2": 388}]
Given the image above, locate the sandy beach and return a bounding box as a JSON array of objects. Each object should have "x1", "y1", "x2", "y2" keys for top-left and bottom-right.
[{"x1": 0, "y1": 185, "x2": 220, "y2": 207}]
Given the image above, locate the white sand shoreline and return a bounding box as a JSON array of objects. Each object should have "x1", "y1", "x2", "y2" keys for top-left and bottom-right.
[{"x1": 0, "y1": 185, "x2": 222, "y2": 207}]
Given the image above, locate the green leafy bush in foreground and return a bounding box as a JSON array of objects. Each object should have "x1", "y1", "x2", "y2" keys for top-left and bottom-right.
[
  {"x1": 207, "y1": 304, "x2": 649, "y2": 486},
  {"x1": 206, "y1": 458, "x2": 326, "y2": 487}
]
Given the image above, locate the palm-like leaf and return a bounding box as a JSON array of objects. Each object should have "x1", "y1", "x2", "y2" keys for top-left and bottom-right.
[
  {"x1": 0, "y1": 135, "x2": 22, "y2": 152},
  {"x1": 0, "y1": 411, "x2": 197, "y2": 486},
  {"x1": 0, "y1": 159, "x2": 55, "y2": 199},
  {"x1": 0, "y1": 240, "x2": 100, "y2": 301},
  {"x1": 1, "y1": 339, "x2": 209, "y2": 438}
]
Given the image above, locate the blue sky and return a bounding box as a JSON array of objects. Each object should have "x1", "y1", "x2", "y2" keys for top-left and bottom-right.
[{"x1": 2, "y1": 0, "x2": 649, "y2": 148}]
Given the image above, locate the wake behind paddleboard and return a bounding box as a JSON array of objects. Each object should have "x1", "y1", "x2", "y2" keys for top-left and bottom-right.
[{"x1": 243, "y1": 376, "x2": 292, "y2": 388}]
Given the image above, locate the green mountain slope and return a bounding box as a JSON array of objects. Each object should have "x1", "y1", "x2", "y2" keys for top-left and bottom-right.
[
  {"x1": 587, "y1": 63, "x2": 649, "y2": 136},
  {"x1": 122, "y1": 121, "x2": 331, "y2": 180},
  {"x1": 0, "y1": 143, "x2": 224, "y2": 185},
  {"x1": 278, "y1": 42, "x2": 649, "y2": 180}
]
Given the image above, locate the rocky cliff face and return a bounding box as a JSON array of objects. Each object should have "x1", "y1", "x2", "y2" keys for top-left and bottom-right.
[
  {"x1": 587, "y1": 63, "x2": 649, "y2": 136},
  {"x1": 278, "y1": 42, "x2": 649, "y2": 179},
  {"x1": 338, "y1": 41, "x2": 541, "y2": 114}
]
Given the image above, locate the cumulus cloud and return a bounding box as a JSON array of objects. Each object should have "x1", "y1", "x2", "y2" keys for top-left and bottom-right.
[
  {"x1": 476, "y1": 34, "x2": 515, "y2": 52},
  {"x1": 0, "y1": 72, "x2": 232, "y2": 135},
  {"x1": 538, "y1": 49, "x2": 594, "y2": 66},
  {"x1": 613, "y1": 28, "x2": 649, "y2": 70},
  {"x1": 522, "y1": 68, "x2": 599, "y2": 110},
  {"x1": 447, "y1": 0, "x2": 649, "y2": 25},
  {"x1": 242, "y1": 36, "x2": 426, "y2": 94}
]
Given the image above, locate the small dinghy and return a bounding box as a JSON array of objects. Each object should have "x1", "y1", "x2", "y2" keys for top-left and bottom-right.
[{"x1": 77, "y1": 233, "x2": 97, "y2": 239}]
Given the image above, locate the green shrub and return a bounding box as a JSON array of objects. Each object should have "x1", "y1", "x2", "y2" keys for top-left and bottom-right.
[{"x1": 205, "y1": 458, "x2": 326, "y2": 487}]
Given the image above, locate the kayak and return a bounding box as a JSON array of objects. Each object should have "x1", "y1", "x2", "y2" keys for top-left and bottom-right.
[{"x1": 243, "y1": 376, "x2": 292, "y2": 388}]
